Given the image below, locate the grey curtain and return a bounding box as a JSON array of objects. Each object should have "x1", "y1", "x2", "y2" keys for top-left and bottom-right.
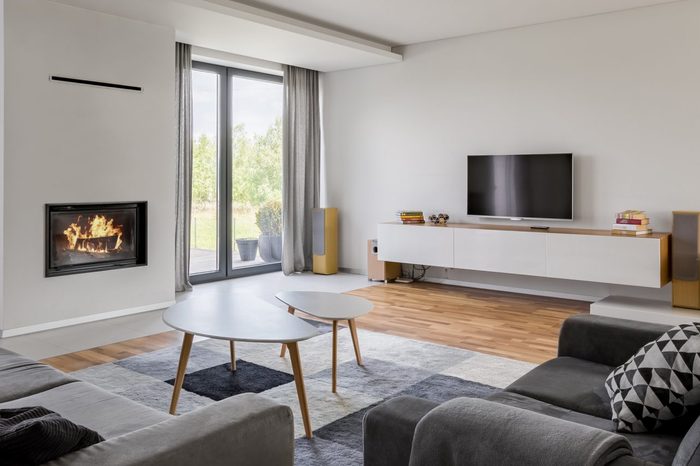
[
  {"x1": 175, "y1": 42, "x2": 193, "y2": 291},
  {"x1": 282, "y1": 65, "x2": 321, "y2": 274}
]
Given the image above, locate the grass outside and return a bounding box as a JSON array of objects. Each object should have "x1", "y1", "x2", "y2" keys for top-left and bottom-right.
[{"x1": 191, "y1": 205, "x2": 261, "y2": 253}]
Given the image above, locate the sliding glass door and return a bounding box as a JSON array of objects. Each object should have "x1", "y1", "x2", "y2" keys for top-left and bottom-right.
[
  {"x1": 190, "y1": 65, "x2": 221, "y2": 276},
  {"x1": 190, "y1": 62, "x2": 283, "y2": 283}
]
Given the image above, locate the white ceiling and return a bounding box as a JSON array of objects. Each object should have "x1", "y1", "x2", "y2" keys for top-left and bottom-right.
[
  {"x1": 51, "y1": 0, "x2": 402, "y2": 72},
  {"x1": 231, "y1": 0, "x2": 680, "y2": 46},
  {"x1": 51, "y1": 0, "x2": 680, "y2": 71}
]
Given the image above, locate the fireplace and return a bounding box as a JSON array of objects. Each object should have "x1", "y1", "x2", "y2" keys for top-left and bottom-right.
[{"x1": 45, "y1": 202, "x2": 147, "y2": 277}]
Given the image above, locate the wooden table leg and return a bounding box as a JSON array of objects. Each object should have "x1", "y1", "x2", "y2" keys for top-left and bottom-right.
[
  {"x1": 348, "y1": 319, "x2": 363, "y2": 366},
  {"x1": 229, "y1": 340, "x2": 236, "y2": 372},
  {"x1": 332, "y1": 320, "x2": 338, "y2": 393},
  {"x1": 287, "y1": 342, "x2": 312, "y2": 438},
  {"x1": 169, "y1": 332, "x2": 193, "y2": 415},
  {"x1": 279, "y1": 306, "x2": 295, "y2": 358}
]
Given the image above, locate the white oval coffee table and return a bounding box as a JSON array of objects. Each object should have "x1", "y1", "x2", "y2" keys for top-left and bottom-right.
[
  {"x1": 163, "y1": 293, "x2": 320, "y2": 438},
  {"x1": 276, "y1": 291, "x2": 373, "y2": 393}
]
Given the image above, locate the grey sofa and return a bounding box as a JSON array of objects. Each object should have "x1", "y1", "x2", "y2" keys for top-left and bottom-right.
[
  {"x1": 0, "y1": 347, "x2": 294, "y2": 465},
  {"x1": 364, "y1": 314, "x2": 700, "y2": 466}
]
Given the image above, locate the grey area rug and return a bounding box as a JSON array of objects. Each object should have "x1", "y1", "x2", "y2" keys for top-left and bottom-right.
[{"x1": 72, "y1": 321, "x2": 535, "y2": 465}]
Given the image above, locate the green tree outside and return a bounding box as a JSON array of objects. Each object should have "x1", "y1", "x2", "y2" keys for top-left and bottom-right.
[{"x1": 190, "y1": 118, "x2": 282, "y2": 253}]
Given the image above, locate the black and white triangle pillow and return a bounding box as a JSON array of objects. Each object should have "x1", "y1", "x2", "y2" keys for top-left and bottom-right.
[{"x1": 605, "y1": 323, "x2": 700, "y2": 433}]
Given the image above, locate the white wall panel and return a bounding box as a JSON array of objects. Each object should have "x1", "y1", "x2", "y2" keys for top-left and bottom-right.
[
  {"x1": 322, "y1": 1, "x2": 699, "y2": 300},
  {"x1": 2, "y1": 0, "x2": 176, "y2": 331}
]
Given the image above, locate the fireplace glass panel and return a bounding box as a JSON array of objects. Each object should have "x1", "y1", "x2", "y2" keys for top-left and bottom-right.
[{"x1": 46, "y1": 203, "x2": 147, "y2": 276}]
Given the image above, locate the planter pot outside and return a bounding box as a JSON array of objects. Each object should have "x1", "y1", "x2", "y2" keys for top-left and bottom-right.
[
  {"x1": 258, "y1": 234, "x2": 282, "y2": 262},
  {"x1": 235, "y1": 238, "x2": 258, "y2": 261}
]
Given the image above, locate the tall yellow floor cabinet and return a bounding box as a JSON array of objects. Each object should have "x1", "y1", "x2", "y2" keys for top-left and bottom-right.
[
  {"x1": 312, "y1": 208, "x2": 338, "y2": 274},
  {"x1": 673, "y1": 211, "x2": 700, "y2": 309}
]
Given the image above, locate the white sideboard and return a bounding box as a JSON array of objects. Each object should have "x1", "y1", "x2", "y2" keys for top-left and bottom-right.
[
  {"x1": 377, "y1": 223, "x2": 670, "y2": 288},
  {"x1": 377, "y1": 223, "x2": 454, "y2": 268},
  {"x1": 454, "y1": 228, "x2": 547, "y2": 276}
]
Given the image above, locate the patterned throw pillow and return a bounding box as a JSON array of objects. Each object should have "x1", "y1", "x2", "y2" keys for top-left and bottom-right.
[{"x1": 605, "y1": 323, "x2": 700, "y2": 433}]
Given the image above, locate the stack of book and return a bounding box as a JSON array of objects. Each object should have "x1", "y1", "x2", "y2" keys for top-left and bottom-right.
[
  {"x1": 396, "y1": 211, "x2": 425, "y2": 224},
  {"x1": 612, "y1": 210, "x2": 652, "y2": 236}
]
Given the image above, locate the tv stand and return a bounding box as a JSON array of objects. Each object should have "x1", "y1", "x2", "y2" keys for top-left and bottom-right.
[{"x1": 377, "y1": 222, "x2": 670, "y2": 288}]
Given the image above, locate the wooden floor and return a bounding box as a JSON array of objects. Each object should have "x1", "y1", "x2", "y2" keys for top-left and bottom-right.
[
  {"x1": 349, "y1": 283, "x2": 588, "y2": 363},
  {"x1": 41, "y1": 331, "x2": 182, "y2": 372},
  {"x1": 41, "y1": 282, "x2": 589, "y2": 372}
]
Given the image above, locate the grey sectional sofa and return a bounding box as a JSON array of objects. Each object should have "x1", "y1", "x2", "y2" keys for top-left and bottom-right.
[
  {"x1": 364, "y1": 315, "x2": 700, "y2": 466},
  {"x1": 0, "y1": 347, "x2": 293, "y2": 465}
]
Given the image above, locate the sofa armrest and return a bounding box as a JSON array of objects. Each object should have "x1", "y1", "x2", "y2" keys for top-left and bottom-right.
[
  {"x1": 558, "y1": 314, "x2": 669, "y2": 367},
  {"x1": 409, "y1": 397, "x2": 633, "y2": 466},
  {"x1": 673, "y1": 414, "x2": 700, "y2": 466},
  {"x1": 45, "y1": 393, "x2": 293, "y2": 466},
  {"x1": 363, "y1": 396, "x2": 440, "y2": 466}
]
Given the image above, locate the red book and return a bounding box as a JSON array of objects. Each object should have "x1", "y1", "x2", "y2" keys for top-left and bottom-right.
[{"x1": 616, "y1": 218, "x2": 649, "y2": 225}]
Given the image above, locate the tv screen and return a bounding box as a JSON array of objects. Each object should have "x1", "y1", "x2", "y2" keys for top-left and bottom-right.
[{"x1": 467, "y1": 153, "x2": 573, "y2": 220}]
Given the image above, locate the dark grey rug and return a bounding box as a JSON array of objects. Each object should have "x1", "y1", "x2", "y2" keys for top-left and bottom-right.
[{"x1": 74, "y1": 322, "x2": 535, "y2": 465}]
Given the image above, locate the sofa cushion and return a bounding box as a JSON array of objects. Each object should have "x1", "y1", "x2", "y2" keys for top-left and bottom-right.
[
  {"x1": 505, "y1": 356, "x2": 613, "y2": 419},
  {"x1": 0, "y1": 406, "x2": 103, "y2": 465},
  {"x1": 488, "y1": 391, "x2": 683, "y2": 466},
  {"x1": 0, "y1": 382, "x2": 169, "y2": 439},
  {"x1": 605, "y1": 323, "x2": 700, "y2": 433},
  {"x1": 0, "y1": 348, "x2": 76, "y2": 403}
]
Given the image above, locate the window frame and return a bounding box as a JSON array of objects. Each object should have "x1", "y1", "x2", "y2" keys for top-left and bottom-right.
[{"x1": 190, "y1": 61, "x2": 283, "y2": 284}]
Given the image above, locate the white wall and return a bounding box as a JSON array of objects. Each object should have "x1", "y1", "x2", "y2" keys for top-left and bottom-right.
[
  {"x1": 0, "y1": 0, "x2": 5, "y2": 329},
  {"x1": 2, "y1": 0, "x2": 176, "y2": 333},
  {"x1": 322, "y1": 0, "x2": 700, "y2": 301}
]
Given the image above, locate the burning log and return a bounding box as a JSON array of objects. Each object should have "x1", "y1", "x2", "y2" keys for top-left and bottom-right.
[
  {"x1": 64, "y1": 214, "x2": 124, "y2": 252},
  {"x1": 75, "y1": 235, "x2": 121, "y2": 252}
]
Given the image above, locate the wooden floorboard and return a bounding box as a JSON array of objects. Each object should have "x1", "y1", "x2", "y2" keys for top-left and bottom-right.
[
  {"x1": 42, "y1": 282, "x2": 589, "y2": 372},
  {"x1": 40, "y1": 331, "x2": 182, "y2": 372},
  {"x1": 347, "y1": 282, "x2": 588, "y2": 363}
]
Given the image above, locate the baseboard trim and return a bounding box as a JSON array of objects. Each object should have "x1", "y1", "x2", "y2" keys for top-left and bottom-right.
[
  {"x1": 0, "y1": 300, "x2": 176, "y2": 338},
  {"x1": 422, "y1": 277, "x2": 598, "y2": 302},
  {"x1": 591, "y1": 295, "x2": 693, "y2": 325}
]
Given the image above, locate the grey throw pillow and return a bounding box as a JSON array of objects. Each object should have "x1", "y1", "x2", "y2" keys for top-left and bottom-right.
[{"x1": 605, "y1": 323, "x2": 700, "y2": 433}]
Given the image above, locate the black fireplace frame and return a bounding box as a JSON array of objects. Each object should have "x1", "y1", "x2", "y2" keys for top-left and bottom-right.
[{"x1": 45, "y1": 202, "x2": 148, "y2": 277}]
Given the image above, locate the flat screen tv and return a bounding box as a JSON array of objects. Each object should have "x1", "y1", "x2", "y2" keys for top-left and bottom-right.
[{"x1": 467, "y1": 153, "x2": 573, "y2": 221}]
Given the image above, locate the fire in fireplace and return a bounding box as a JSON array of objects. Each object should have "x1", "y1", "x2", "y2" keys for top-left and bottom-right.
[
  {"x1": 45, "y1": 202, "x2": 147, "y2": 277},
  {"x1": 64, "y1": 215, "x2": 124, "y2": 254}
]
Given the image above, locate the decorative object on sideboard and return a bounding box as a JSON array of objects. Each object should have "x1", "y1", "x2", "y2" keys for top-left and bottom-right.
[
  {"x1": 50, "y1": 75, "x2": 142, "y2": 92},
  {"x1": 672, "y1": 211, "x2": 700, "y2": 310},
  {"x1": 396, "y1": 211, "x2": 425, "y2": 224},
  {"x1": 428, "y1": 213, "x2": 449, "y2": 226},
  {"x1": 256, "y1": 200, "x2": 282, "y2": 263},
  {"x1": 612, "y1": 210, "x2": 653, "y2": 236}
]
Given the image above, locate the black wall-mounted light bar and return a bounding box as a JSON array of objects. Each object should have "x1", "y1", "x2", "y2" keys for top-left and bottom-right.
[{"x1": 50, "y1": 75, "x2": 142, "y2": 92}]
